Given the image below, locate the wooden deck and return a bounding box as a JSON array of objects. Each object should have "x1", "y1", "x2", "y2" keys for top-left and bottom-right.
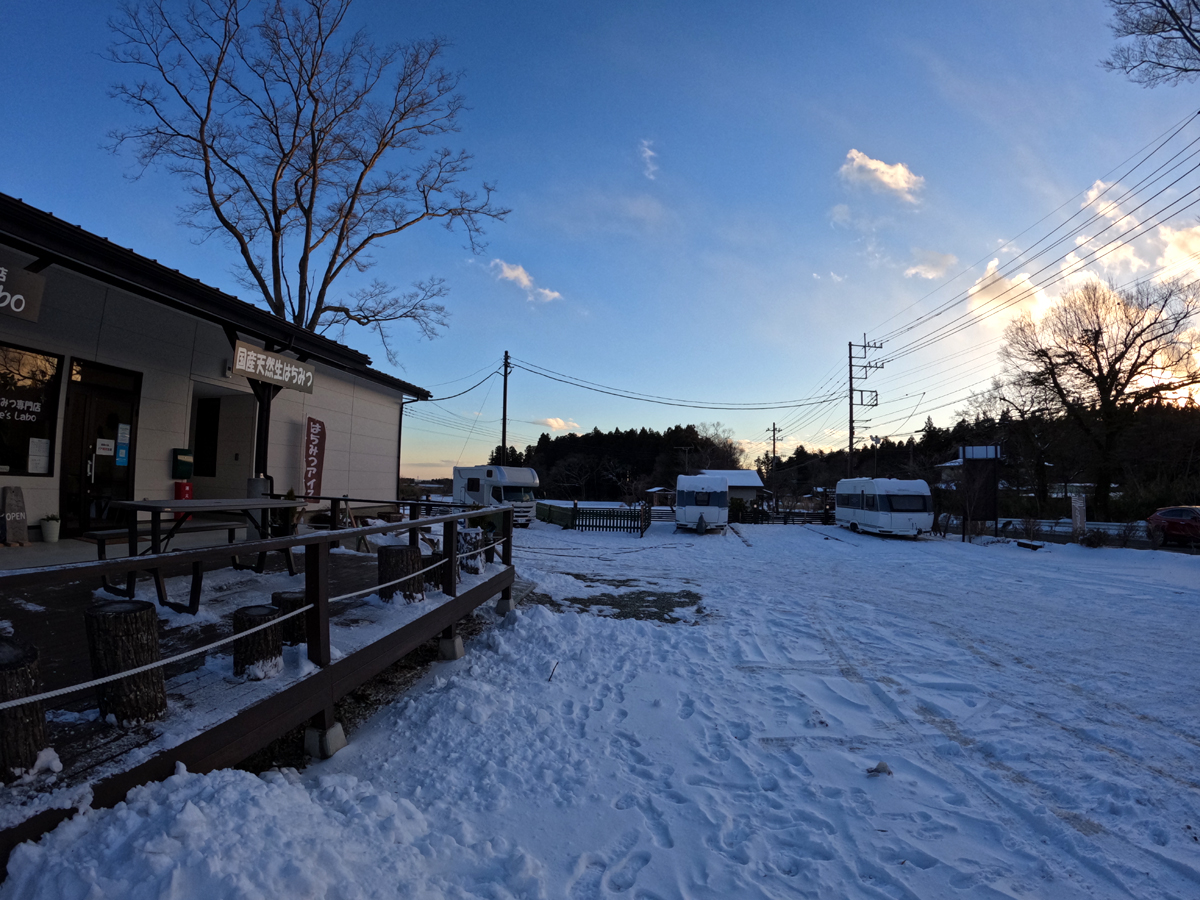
[{"x1": 0, "y1": 509, "x2": 516, "y2": 874}]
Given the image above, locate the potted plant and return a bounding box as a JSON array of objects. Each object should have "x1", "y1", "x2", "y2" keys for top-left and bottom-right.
[{"x1": 40, "y1": 514, "x2": 60, "y2": 543}]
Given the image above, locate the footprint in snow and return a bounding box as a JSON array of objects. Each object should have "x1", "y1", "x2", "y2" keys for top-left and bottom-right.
[
  {"x1": 607, "y1": 851, "x2": 651, "y2": 892},
  {"x1": 678, "y1": 694, "x2": 695, "y2": 719}
]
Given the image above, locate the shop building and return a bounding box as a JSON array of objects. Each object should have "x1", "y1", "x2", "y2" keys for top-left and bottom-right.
[{"x1": 0, "y1": 193, "x2": 429, "y2": 538}]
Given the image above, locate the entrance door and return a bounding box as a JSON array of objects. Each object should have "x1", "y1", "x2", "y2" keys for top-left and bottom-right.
[{"x1": 59, "y1": 360, "x2": 141, "y2": 536}]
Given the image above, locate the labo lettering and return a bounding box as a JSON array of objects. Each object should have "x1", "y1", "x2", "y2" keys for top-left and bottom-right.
[{"x1": 0, "y1": 289, "x2": 25, "y2": 313}]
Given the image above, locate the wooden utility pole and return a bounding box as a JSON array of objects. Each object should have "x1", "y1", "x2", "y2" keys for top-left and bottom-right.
[{"x1": 501, "y1": 351, "x2": 511, "y2": 465}]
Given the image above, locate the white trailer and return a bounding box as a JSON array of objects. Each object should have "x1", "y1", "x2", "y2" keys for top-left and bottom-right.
[
  {"x1": 452, "y1": 466, "x2": 540, "y2": 527},
  {"x1": 835, "y1": 477, "x2": 933, "y2": 536},
  {"x1": 675, "y1": 474, "x2": 729, "y2": 534}
]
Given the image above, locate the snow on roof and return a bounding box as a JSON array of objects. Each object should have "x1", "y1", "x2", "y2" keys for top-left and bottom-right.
[
  {"x1": 699, "y1": 469, "x2": 764, "y2": 488},
  {"x1": 677, "y1": 474, "x2": 728, "y2": 492}
]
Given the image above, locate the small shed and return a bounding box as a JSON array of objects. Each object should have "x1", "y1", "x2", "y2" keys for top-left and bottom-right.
[
  {"x1": 645, "y1": 486, "x2": 676, "y2": 508},
  {"x1": 699, "y1": 469, "x2": 764, "y2": 505}
]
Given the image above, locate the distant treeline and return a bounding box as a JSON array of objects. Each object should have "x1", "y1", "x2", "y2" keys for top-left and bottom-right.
[{"x1": 467, "y1": 402, "x2": 1200, "y2": 520}]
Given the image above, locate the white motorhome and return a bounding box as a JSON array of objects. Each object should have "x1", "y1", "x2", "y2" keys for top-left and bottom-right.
[
  {"x1": 452, "y1": 466, "x2": 540, "y2": 527},
  {"x1": 835, "y1": 477, "x2": 933, "y2": 536},
  {"x1": 675, "y1": 474, "x2": 729, "y2": 534}
]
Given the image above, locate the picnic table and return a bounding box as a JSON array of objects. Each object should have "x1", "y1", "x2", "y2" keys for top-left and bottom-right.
[{"x1": 104, "y1": 498, "x2": 303, "y2": 614}]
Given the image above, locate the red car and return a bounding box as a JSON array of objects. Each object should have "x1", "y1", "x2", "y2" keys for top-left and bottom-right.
[{"x1": 1146, "y1": 506, "x2": 1200, "y2": 545}]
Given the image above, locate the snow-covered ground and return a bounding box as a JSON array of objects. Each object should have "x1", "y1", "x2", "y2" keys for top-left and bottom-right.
[{"x1": 5, "y1": 523, "x2": 1200, "y2": 899}]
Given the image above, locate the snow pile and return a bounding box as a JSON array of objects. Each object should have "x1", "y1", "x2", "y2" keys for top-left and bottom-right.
[
  {"x1": 3, "y1": 764, "x2": 435, "y2": 900},
  {"x1": 5, "y1": 524, "x2": 1200, "y2": 898}
]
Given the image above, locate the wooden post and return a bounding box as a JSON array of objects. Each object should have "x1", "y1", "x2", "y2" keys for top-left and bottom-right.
[
  {"x1": 305, "y1": 541, "x2": 331, "y2": 667},
  {"x1": 271, "y1": 590, "x2": 307, "y2": 645},
  {"x1": 233, "y1": 605, "x2": 282, "y2": 679},
  {"x1": 496, "y1": 507, "x2": 515, "y2": 615},
  {"x1": 439, "y1": 621, "x2": 465, "y2": 660},
  {"x1": 377, "y1": 544, "x2": 424, "y2": 603},
  {"x1": 409, "y1": 504, "x2": 421, "y2": 548},
  {"x1": 442, "y1": 518, "x2": 458, "y2": 596},
  {"x1": 84, "y1": 600, "x2": 167, "y2": 725},
  {"x1": 0, "y1": 637, "x2": 45, "y2": 781}
]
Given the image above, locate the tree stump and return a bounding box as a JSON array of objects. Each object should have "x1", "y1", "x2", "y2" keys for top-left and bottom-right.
[
  {"x1": 378, "y1": 544, "x2": 424, "y2": 603},
  {"x1": 271, "y1": 591, "x2": 308, "y2": 646},
  {"x1": 233, "y1": 605, "x2": 282, "y2": 680},
  {"x1": 0, "y1": 637, "x2": 45, "y2": 781},
  {"x1": 458, "y1": 527, "x2": 483, "y2": 575},
  {"x1": 84, "y1": 600, "x2": 167, "y2": 725},
  {"x1": 422, "y1": 551, "x2": 443, "y2": 590}
]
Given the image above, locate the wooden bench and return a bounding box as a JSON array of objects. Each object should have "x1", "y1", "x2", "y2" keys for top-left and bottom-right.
[
  {"x1": 84, "y1": 520, "x2": 246, "y2": 559},
  {"x1": 87, "y1": 520, "x2": 256, "y2": 615}
]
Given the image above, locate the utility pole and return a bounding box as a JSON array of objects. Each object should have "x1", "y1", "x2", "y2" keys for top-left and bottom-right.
[
  {"x1": 770, "y1": 422, "x2": 779, "y2": 512},
  {"x1": 676, "y1": 445, "x2": 694, "y2": 475},
  {"x1": 848, "y1": 334, "x2": 884, "y2": 478},
  {"x1": 501, "y1": 350, "x2": 511, "y2": 466}
]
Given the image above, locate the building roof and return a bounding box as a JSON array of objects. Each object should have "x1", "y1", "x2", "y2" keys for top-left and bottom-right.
[
  {"x1": 0, "y1": 193, "x2": 430, "y2": 400},
  {"x1": 699, "y1": 469, "x2": 765, "y2": 488}
]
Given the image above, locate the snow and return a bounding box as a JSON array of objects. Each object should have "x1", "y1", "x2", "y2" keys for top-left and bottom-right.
[
  {"x1": 699, "y1": 468, "x2": 764, "y2": 488},
  {"x1": 5, "y1": 523, "x2": 1200, "y2": 898}
]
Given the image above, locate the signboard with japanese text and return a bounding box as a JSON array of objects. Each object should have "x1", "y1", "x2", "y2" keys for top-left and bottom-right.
[
  {"x1": 232, "y1": 341, "x2": 315, "y2": 393},
  {"x1": 0, "y1": 251, "x2": 45, "y2": 324},
  {"x1": 303, "y1": 416, "x2": 326, "y2": 496}
]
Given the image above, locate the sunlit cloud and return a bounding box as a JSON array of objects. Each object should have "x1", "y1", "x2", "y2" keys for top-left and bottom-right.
[
  {"x1": 1155, "y1": 223, "x2": 1200, "y2": 282},
  {"x1": 639, "y1": 139, "x2": 658, "y2": 180},
  {"x1": 905, "y1": 250, "x2": 957, "y2": 280},
  {"x1": 969, "y1": 258, "x2": 1053, "y2": 323},
  {"x1": 490, "y1": 259, "x2": 561, "y2": 303},
  {"x1": 533, "y1": 417, "x2": 578, "y2": 431},
  {"x1": 839, "y1": 149, "x2": 924, "y2": 202}
]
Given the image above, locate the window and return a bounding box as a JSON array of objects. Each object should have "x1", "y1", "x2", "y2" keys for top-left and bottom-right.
[
  {"x1": 695, "y1": 492, "x2": 710, "y2": 506},
  {"x1": 491, "y1": 486, "x2": 502, "y2": 502},
  {"x1": 836, "y1": 492, "x2": 861, "y2": 509},
  {"x1": 881, "y1": 494, "x2": 930, "y2": 513},
  {"x1": 0, "y1": 342, "x2": 63, "y2": 477},
  {"x1": 503, "y1": 486, "x2": 535, "y2": 502},
  {"x1": 864, "y1": 493, "x2": 876, "y2": 511},
  {"x1": 466, "y1": 477, "x2": 480, "y2": 492}
]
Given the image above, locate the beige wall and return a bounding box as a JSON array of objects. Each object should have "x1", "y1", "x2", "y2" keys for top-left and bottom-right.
[{"x1": 0, "y1": 249, "x2": 406, "y2": 524}]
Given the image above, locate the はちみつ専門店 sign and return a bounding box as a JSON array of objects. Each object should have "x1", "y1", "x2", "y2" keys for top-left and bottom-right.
[{"x1": 232, "y1": 341, "x2": 315, "y2": 393}]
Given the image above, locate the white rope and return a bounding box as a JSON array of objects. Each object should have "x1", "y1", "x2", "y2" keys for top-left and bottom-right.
[
  {"x1": 0, "y1": 532, "x2": 515, "y2": 712},
  {"x1": 327, "y1": 557, "x2": 448, "y2": 603},
  {"x1": 0, "y1": 603, "x2": 313, "y2": 712}
]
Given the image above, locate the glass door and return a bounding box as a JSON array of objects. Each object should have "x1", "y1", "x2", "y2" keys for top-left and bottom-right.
[{"x1": 60, "y1": 360, "x2": 141, "y2": 535}]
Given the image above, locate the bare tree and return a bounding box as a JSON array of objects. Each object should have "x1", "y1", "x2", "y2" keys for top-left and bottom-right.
[
  {"x1": 1104, "y1": 1, "x2": 1200, "y2": 86},
  {"x1": 1000, "y1": 278, "x2": 1200, "y2": 516},
  {"x1": 108, "y1": 0, "x2": 507, "y2": 358}
]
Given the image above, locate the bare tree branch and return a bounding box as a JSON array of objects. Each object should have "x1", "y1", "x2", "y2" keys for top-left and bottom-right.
[{"x1": 108, "y1": 0, "x2": 508, "y2": 342}]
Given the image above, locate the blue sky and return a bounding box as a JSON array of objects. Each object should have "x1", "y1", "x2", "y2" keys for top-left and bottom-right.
[{"x1": 3, "y1": 1, "x2": 1197, "y2": 477}]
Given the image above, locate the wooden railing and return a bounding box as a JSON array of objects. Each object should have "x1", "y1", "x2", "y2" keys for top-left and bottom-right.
[{"x1": 0, "y1": 505, "x2": 515, "y2": 871}]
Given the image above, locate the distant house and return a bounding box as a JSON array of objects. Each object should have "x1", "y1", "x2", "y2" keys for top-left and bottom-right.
[{"x1": 698, "y1": 469, "x2": 764, "y2": 505}]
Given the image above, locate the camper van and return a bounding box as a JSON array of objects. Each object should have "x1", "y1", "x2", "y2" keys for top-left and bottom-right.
[
  {"x1": 452, "y1": 466, "x2": 540, "y2": 527},
  {"x1": 835, "y1": 477, "x2": 933, "y2": 536},
  {"x1": 675, "y1": 474, "x2": 729, "y2": 534}
]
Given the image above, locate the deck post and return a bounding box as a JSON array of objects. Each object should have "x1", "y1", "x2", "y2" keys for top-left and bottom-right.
[
  {"x1": 438, "y1": 621, "x2": 464, "y2": 660},
  {"x1": 495, "y1": 507, "x2": 515, "y2": 615},
  {"x1": 303, "y1": 538, "x2": 344, "y2": 758},
  {"x1": 304, "y1": 541, "x2": 331, "y2": 666},
  {"x1": 442, "y1": 518, "x2": 458, "y2": 597}
]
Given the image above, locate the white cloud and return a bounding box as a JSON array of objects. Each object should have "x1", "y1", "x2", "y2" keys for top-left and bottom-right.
[
  {"x1": 1155, "y1": 223, "x2": 1200, "y2": 282},
  {"x1": 968, "y1": 258, "x2": 1053, "y2": 323},
  {"x1": 491, "y1": 260, "x2": 533, "y2": 289},
  {"x1": 829, "y1": 272, "x2": 845, "y2": 283},
  {"x1": 904, "y1": 250, "x2": 957, "y2": 280},
  {"x1": 839, "y1": 149, "x2": 924, "y2": 202},
  {"x1": 490, "y1": 259, "x2": 561, "y2": 303},
  {"x1": 639, "y1": 139, "x2": 658, "y2": 180},
  {"x1": 533, "y1": 417, "x2": 578, "y2": 431},
  {"x1": 829, "y1": 204, "x2": 852, "y2": 227}
]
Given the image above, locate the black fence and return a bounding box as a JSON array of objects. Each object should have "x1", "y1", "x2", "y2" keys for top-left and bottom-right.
[{"x1": 536, "y1": 503, "x2": 651, "y2": 537}]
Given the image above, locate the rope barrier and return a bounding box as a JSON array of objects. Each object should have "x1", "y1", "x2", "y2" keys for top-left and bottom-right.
[
  {"x1": 0, "y1": 603, "x2": 314, "y2": 712},
  {"x1": 0, "y1": 527, "x2": 515, "y2": 712}
]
